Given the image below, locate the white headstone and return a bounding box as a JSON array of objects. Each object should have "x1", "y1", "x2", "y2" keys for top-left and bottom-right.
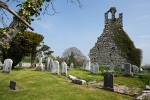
[
  {"x1": 85, "y1": 58, "x2": 91, "y2": 71},
  {"x1": 61, "y1": 61, "x2": 68, "y2": 76},
  {"x1": 90, "y1": 63, "x2": 94, "y2": 73},
  {"x1": 90, "y1": 62, "x2": 99, "y2": 74},
  {"x1": 45, "y1": 57, "x2": 53, "y2": 72},
  {"x1": 2, "y1": 59, "x2": 13, "y2": 73},
  {"x1": 51, "y1": 60, "x2": 59, "y2": 75},
  {"x1": 93, "y1": 63, "x2": 99, "y2": 74}
]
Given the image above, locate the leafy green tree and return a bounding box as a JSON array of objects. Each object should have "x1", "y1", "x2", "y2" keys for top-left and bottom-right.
[
  {"x1": 1, "y1": 30, "x2": 43, "y2": 69},
  {"x1": 62, "y1": 47, "x2": 86, "y2": 67},
  {"x1": 23, "y1": 31, "x2": 44, "y2": 67}
]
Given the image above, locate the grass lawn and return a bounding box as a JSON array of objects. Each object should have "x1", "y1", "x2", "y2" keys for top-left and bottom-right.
[
  {"x1": 68, "y1": 69, "x2": 149, "y2": 88},
  {"x1": 0, "y1": 68, "x2": 133, "y2": 100}
]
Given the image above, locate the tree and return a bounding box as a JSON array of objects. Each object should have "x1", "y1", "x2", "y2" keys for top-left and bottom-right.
[
  {"x1": 62, "y1": 47, "x2": 86, "y2": 67},
  {"x1": 36, "y1": 43, "x2": 54, "y2": 64},
  {"x1": 23, "y1": 31, "x2": 44, "y2": 67},
  {"x1": 1, "y1": 30, "x2": 44, "y2": 69},
  {"x1": 0, "y1": 0, "x2": 81, "y2": 55},
  {"x1": 0, "y1": 0, "x2": 82, "y2": 47},
  {"x1": 0, "y1": 0, "x2": 82, "y2": 67}
]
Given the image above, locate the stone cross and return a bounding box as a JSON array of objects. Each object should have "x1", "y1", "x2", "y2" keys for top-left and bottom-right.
[
  {"x1": 61, "y1": 61, "x2": 68, "y2": 76},
  {"x1": 2, "y1": 58, "x2": 13, "y2": 73},
  {"x1": 103, "y1": 72, "x2": 114, "y2": 91}
]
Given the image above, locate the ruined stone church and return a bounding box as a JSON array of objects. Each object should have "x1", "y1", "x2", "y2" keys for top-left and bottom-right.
[{"x1": 90, "y1": 7, "x2": 141, "y2": 67}]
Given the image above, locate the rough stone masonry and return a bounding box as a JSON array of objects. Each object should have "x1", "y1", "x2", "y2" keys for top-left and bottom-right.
[{"x1": 90, "y1": 7, "x2": 128, "y2": 67}]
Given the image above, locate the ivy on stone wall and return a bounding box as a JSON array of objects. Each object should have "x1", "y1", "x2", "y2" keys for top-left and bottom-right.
[{"x1": 111, "y1": 24, "x2": 142, "y2": 67}]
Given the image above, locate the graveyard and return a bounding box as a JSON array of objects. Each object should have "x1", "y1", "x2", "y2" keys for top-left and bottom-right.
[
  {"x1": 0, "y1": 65, "x2": 150, "y2": 100},
  {"x1": 0, "y1": 0, "x2": 150, "y2": 100},
  {"x1": 0, "y1": 67, "x2": 149, "y2": 100}
]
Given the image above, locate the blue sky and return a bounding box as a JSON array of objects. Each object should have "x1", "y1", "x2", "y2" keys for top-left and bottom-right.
[{"x1": 1, "y1": 0, "x2": 150, "y2": 65}]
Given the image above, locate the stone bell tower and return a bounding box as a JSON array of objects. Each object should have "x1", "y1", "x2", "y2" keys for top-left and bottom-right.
[{"x1": 89, "y1": 7, "x2": 127, "y2": 67}]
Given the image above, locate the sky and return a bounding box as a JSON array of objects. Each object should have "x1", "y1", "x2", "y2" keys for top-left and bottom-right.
[{"x1": 1, "y1": 0, "x2": 150, "y2": 65}]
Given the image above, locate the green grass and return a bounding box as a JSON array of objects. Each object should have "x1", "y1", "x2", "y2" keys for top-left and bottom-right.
[
  {"x1": 68, "y1": 69, "x2": 149, "y2": 88},
  {"x1": 0, "y1": 68, "x2": 133, "y2": 100},
  {"x1": 68, "y1": 69, "x2": 103, "y2": 82}
]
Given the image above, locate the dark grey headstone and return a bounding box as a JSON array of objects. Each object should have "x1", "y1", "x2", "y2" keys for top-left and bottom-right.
[
  {"x1": 9, "y1": 81, "x2": 16, "y2": 90},
  {"x1": 103, "y1": 72, "x2": 114, "y2": 91}
]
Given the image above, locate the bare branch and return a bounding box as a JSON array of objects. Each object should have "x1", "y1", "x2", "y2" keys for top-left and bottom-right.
[{"x1": 0, "y1": 1, "x2": 34, "y2": 30}]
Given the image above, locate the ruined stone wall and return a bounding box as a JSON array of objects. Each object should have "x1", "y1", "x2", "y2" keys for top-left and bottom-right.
[{"x1": 90, "y1": 7, "x2": 127, "y2": 66}]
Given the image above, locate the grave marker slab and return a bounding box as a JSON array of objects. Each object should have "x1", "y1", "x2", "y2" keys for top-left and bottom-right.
[
  {"x1": 9, "y1": 81, "x2": 16, "y2": 90},
  {"x1": 123, "y1": 63, "x2": 133, "y2": 76},
  {"x1": 103, "y1": 72, "x2": 114, "y2": 91}
]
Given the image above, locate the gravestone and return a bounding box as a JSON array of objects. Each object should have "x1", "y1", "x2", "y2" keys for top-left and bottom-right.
[
  {"x1": 70, "y1": 63, "x2": 74, "y2": 69},
  {"x1": 91, "y1": 62, "x2": 99, "y2": 74},
  {"x1": 9, "y1": 81, "x2": 16, "y2": 90},
  {"x1": 90, "y1": 63, "x2": 94, "y2": 73},
  {"x1": 103, "y1": 72, "x2": 114, "y2": 91},
  {"x1": 132, "y1": 65, "x2": 139, "y2": 73},
  {"x1": 85, "y1": 58, "x2": 91, "y2": 71},
  {"x1": 35, "y1": 51, "x2": 44, "y2": 71},
  {"x1": 61, "y1": 61, "x2": 67, "y2": 76},
  {"x1": 2, "y1": 59, "x2": 13, "y2": 73},
  {"x1": 45, "y1": 56, "x2": 53, "y2": 72},
  {"x1": 51, "y1": 60, "x2": 59, "y2": 75},
  {"x1": 123, "y1": 63, "x2": 133, "y2": 76},
  {"x1": 108, "y1": 61, "x2": 114, "y2": 72},
  {"x1": 72, "y1": 79, "x2": 86, "y2": 85}
]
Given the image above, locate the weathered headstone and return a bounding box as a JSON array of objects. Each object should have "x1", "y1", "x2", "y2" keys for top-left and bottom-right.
[
  {"x1": 35, "y1": 51, "x2": 44, "y2": 71},
  {"x1": 45, "y1": 56, "x2": 53, "y2": 72},
  {"x1": 123, "y1": 63, "x2": 133, "y2": 76},
  {"x1": 61, "y1": 61, "x2": 67, "y2": 76},
  {"x1": 91, "y1": 62, "x2": 99, "y2": 74},
  {"x1": 85, "y1": 58, "x2": 91, "y2": 71},
  {"x1": 90, "y1": 63, "x2": 94, "y2": 73},
  {"x1": 103, "y1": 72, "x2": 114, "y2": 91},
  {"x1": 132, "y1": 65, "x2": 139, "y2": 73},
  {"x1": 108, "y1": 61, "x2": 114, "y2": 72},
  {"x1": 9, "y1": 81, "x2": 16, "y2": 90},
  {"x1": 51, "y1": 60, "x2": 59, "y2": 75},
  {"x1": 70, "y1": 63, "x2": 74, "y2": 69},
  {"x1": 2, "y1": 59, "x2": 13, "y2": 73}
]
